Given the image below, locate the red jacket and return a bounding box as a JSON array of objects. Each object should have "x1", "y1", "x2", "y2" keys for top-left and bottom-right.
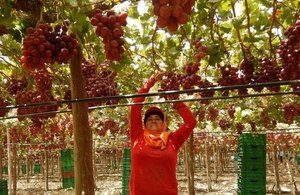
[{"x1": 129, "y1": 81, "x2": 197, "y2": 195}]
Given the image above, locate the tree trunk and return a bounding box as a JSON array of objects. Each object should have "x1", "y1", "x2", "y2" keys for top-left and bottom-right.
[
  {"x1": 26, "y1": 151, "x2": 29, "y2": 183},
  {"x1": 272, "y1": 145, "x2": 281, "y2": 194},
  {"x1": 70, "y1": 47, "x2": 95, "y2": 195},
  {"x1": 11, "y1": 142, "x2": 17, "y2": 195},
  {"x1": 285, "y1": 158, "x2": 298, "y2": 194},
  {"x1": 186, "y1": 135, "x2": 195, "y2": 195},
  {"x1": 0, "y1": 147, "x2": 3, "y2": 180},
  {"x1": 45, "y1": 148, "x2": 49, "y2": 191},
  {"x1": 213, "y1": 144, "x2": 218, "y2": 182},
  {"x1": 205, "y1": 140, "x2": 212, "y2": 192}
]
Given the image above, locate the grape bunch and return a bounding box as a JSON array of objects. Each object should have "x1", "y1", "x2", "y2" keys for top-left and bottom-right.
[
  {"x1": 219, "y1": 119, "x2": 230, "y2": 131},
  {"x1": 99, "y1": 118, "x2": 119, "y2": 136},
  {"x1": 159, "y1": 72, "x2": 182, "y2": 100},
  {"x1": 260, "y1": 110, "x2": 270, "y2": 128},
  {"x1": 181, "y1": 63, "x2": 201, "y2": 92},
  {"x1": 238, "y1": 58, "x2": 255, "y2": 95},
  {"x1": 282, "y1": 102, "x2": 298, "y2": 124},
  {"x1": 253, "y1": 58, "x2": 281, "y2": 92},
  {"x1": 197, "y1": 79, "x2": 215, "y2": 105},
  {"x1": 82, "y1": 61, "x2": 119, "y2": 106},
  {"x1": 278, "y1": 20, "x2": 300, "y2": 91},
  {"x1": 192, "y1": 38, "x2": 208, "y2": 62},
  {"x1": 226, "y1": 104, "x2": 235, "y2": 119},
  {"x1": 21, "y1": 23, "x2": 79, "y2": 70},
  {"x1": 90, "y1": 9, "x2": 127, "y2": 61},
  {"x1": 207, "y1": 106, "x2": 219, "y2": 121},
  {"x1": 16, "y1": 90, "x2": 59, "y2": 121},
  {"x1": 30, "y1": 68, "x2": 53, "y2": 91},
  {"x1": 7, "y1": 78, "x2": 28, "y2": 96},
  {"x1": 0, "y1": 97, "x2": 9, "y2": 117},
  {"x1": 217, "y1": 64, "x2": 239, "y2": 96},
  {"x1": 235, "y1": 122, "x2": 244, "y2": 134},
  {"x1": 152, "y1": 0, "x2": 196, "y2": 32}
]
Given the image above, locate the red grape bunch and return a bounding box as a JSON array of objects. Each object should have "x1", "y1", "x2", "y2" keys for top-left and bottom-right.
[
  {"x1": 82, "y1": 61, "x2": 119, "y2": 106},
  {"x1": 238, "y1": 58, "x2": 255, "y2": 95},
  {"x1": 7, "y1": 78, "x2": 28, "y2": 96},
  {"x1": 152, "y1": 0, "x2": 196, "y2": 32},
  {"x1": 181, "y1": 62, "x2": 201, "y2": 92},
  {"x1": 192, "y1": 38, "x2": 208, "y2": 62},
  {"x1": 217, "y1": 64, "x2": 239, "y2": 96},
  {"x1": 90, "y1": 9, "x2": 127, "y2": 61},
  {"x1": 21, "y1": 23, "x2": 79, "y2": 70},
  {"x1": 253, "y1": 58, "x2": 281, "y2": 92},
  {"x1": 195, "y1": 78, "x2": 215, "y2": 105},
  {"x1": 207, "y1": 106, "x2": 219, "y2": 121},
  {"x1": 99, "y1": 118, "x2": 119, "y2": 136},
  {"x1": 219, "y1": 119, "x2": 231, "y2": 131},
  {"x1": 0, "y1": 97, "x2": 9, "y2": 117},
  {"x1": 159, "y1": 72, "x2": 182, "y2": 100},
  {"x1": 16, "y1": 90, "x2": 59, "y2": 122},
  {"x1": 278, "y1": 20, "x2": 300, "y2": 91},
  {"x1": 30, "y1": 68, "x2": 53, "y2": 92},
  {"x1": 282, "y1": 102, "x2": 299, "y2": 124}
]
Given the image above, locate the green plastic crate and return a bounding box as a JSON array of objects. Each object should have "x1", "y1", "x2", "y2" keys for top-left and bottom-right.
[
  {"x1": 0, "y1": 180, "x2": 8, "y2": 195},
  {"x1": 238, "y1": 134, "x2": 266, "y2": 145},
  {"x1": 61, "y1": 149, "x2": 74, "y2": 168},
  {"x1": 62, "y1": 177, "x2": 74, "y2": 189},
  {"x1": 34, "y1": 164, "x2": 41, "y2": 174},
  {"x1": 296, "y1": 155, "x2": 300, "y2": 165},
  {"x1": 61, "y1": 165, "x2": 74, "y2": 172},
  {"x1": 122, "y1": 148, "x2": 131, "y2": 195}
]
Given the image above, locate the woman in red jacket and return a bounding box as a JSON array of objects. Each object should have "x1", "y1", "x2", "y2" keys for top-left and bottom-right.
[{"x1": 129, "y1": 72, "x2": 197, "y2": 195}]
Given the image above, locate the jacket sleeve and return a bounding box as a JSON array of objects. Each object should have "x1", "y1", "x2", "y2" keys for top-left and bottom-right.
[
  {"x1": 171, "y1": 102, "x2": 197, "y2": 150},
  {"x1": 130, "y1": 79, "x2": 156, "y2": 144}
]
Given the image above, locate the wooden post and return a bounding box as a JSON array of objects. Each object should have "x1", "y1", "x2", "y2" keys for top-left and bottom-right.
[
  {"x1": 12, "y1": 142, "x2": 17, "y2": 195},
  {"x1": 272, "y1": 145, "x2": 281, "y2": 194},
  {"x1": 187, "y1": 134, "x2": 195, "y2": 195},
  {"x1": 205, "y1": 139, "x2": 212, "y2": 192},
  {"x1": 285, "y1": 157, "x2": 298, "y2": 194},
  {"x1": 0, "y1": 147, "x2": 3, "y2": 180},
  {"x1": 45, "y1": 147, "x2": 49, "y2": 191},
  {"x1": 70, "y1": 47, "x2": 95, "y2": 194},
  {"x1": 26, "y1": 151, "x2": 29, "y2": 182},
  {"x1": 58, "y1": 152, "x2": 62, "y2": 181},
  {"x1": 213, "y1": 144, "x2": 218, "y2": 182}
]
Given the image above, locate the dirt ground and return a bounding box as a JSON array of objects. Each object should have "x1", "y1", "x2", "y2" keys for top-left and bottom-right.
[{"x1": 9, "y1": 160, "x2": 300, "y2": 195}]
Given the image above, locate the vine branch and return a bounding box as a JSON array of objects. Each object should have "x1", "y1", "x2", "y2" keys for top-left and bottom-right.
[{"x1": 231, "y1": 1, "x2": 247, "y2": 59}]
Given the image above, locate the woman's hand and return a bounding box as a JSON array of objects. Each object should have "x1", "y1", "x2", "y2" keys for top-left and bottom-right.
[
  {"x1": 144, "y1": 71, "x2": 163, "y2": 89},
  {"x1": 149, "y1": 70, "x2": 163, "y2": 83}
]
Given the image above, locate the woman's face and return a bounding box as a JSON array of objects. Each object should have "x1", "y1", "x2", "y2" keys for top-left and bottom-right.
[{"x1": 145, "y1": 114, "x2": 163, "y2": 131}]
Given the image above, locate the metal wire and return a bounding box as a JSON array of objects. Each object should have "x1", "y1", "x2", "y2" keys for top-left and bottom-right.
[
  {"x1": 1, "y1": 89, "x2": 300, "y2": 120},
  {"x1": 0, "y1": 79, "x2": 299, "y2": 110}
]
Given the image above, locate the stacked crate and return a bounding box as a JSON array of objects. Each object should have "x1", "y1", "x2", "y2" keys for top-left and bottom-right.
[
  {"x1": 122, "y1": 148, "x2": 131, "y2": 195},
  {"x1": 296, "y1": 155, "x2": 300, "y2": 165},
  {"x1": 34, "y1": 164, "x2": 41, "y2": 174},
  {"x1": 237, "y1": 133, "x2": 266, "y2": 195},
  {"x1": 0, "y1": 180, "x2": 8, "y2": 195},
  {"x1": 60, "y1": 148, "x2": 74, "y2": 189}
]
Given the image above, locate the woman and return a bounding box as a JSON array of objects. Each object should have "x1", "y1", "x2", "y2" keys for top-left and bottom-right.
[{"x1": 129, "y1": 72, "x2": 197, "y2": 195}]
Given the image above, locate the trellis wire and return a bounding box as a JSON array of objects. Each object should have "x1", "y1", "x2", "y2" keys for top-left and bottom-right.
[
  {"x1": 0, "y1": 79, "x2": 299, "y2": 111},
  {"x1": 0, "y1": 89, "x2": 300, "y2": 120}
]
